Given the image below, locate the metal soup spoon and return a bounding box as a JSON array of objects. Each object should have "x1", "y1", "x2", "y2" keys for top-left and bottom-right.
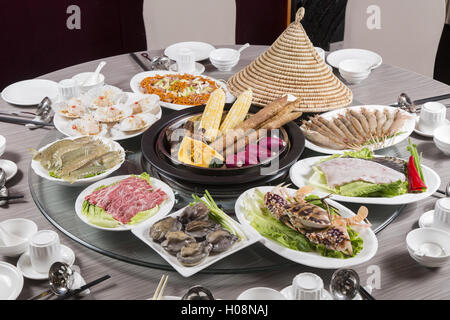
[
  {"x1": 397, "y1": 93, "x2": 418, "y2": 113},
  {"x1": 29, "y1": 262, "x2": 74, "y2": 300},
  {"x1": 182, "y1": 285, "x2": 215, "y2": 300},
  {"x1": 0, "y1": 168, "x2": 8, "y2": 207}
]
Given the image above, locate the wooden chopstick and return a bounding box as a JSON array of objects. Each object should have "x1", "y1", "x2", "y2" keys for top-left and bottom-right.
[{"x1": 152, "y1": 275, "x2": 168, "y2": 300}]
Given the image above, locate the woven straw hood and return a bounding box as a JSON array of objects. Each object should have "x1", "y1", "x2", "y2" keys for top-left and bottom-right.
[{"x1": 227, "y1": 8, "x2": 353, "y2": 112}]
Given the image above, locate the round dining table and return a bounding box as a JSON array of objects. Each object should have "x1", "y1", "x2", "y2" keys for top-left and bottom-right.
[{"x1": 0, "y1": 45, "x2": 449, "y2": 300}]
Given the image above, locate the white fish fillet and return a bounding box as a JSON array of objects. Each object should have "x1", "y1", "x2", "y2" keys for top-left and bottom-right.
[{"x1": 319, "y1": 158, "x2": 406, "y2": 188}]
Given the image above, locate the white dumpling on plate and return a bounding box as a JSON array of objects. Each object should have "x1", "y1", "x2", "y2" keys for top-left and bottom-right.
[{"x1": 116, "y1": 113, "x2": 158, "y2": 132}]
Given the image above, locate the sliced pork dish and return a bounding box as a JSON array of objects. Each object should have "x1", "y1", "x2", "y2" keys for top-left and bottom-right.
[{"x1": 82, "y1": 172, "x2": 169, "y2": 228}]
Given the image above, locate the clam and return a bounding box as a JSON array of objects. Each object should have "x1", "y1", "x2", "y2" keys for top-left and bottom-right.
[
  {"x1": 149, "y1": 217, "x2": 182, "y2": 242},
  {"x1": 206, "y1": 229, "x2": 237, "y2": 253},
  {"x1": 161, "y1": 231, "x2": 195, "y2": 255},
  {"x1": 179, "y1": 202, "x2": 209, "y2": 224},
  {"x1": 177, "y1": 242, "x2": 212, "y2": 266},
  {"x1": 185, "y1": 220, "x2": 217, "y2": 240}
]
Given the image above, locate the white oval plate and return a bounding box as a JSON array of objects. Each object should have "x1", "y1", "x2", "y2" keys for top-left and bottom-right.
[
  {"x1": 132, "y1": 205, "x2": 261, "y2": 277},
  {"x1": 0, "y1": 159, "x2": 18, "y2": 182},
  {"x1": 327, "y1": 49, "x2": 382, "y2": 69},
  {"x1": 235, "y1": 186, "x2": 378, "y2": 269},
  {"x1": 53, "y1": 92, "x2": 162, "y2": 141},
  {"x1": 75, "y1": 175, "x2": 175, "y2": 231},
  {"x1": 1, "y1": 79, "x2": 59, "y2": 106},
  {"x1": 0, "y1": 262, "x2": 23, "y2": 300},
  {"x1": 303, "y1": 105, "x2": 415, "y2": 154},
  {"x1": 289, "y1": 156, "x2": 441, "y2": 205},
  {"x1": 31, "y1": 136, "x2": 125, "y2": 187},
  {"x1": 164, "y1": 42, "x2": 215, "y2": 61},
  {"x1": 129, "y1": 71, "x2": 235, "y2": 111}
]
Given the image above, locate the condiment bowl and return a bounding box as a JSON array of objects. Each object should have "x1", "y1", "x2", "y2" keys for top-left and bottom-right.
[
  {"x1": 406, "y1": 228, "x2": 450, "y2": 268},
  {"x1": 0, "y1": 219, "x2": 38, "y2": 257},
  {"x1": 236, "y1": 287, "x2": 286, "y2": 300},
  {"x1": 433, "y1": 125, "x2": 450, "y2": 155},
  {"x1": 209, "y1": 48, "x2": 240, "y2": 71},
  {"x1": 0, "y1": 135, "x2": 5, "y2": 157},
  {"x1": 338, "y1": 59, "x2": 372, "y2": 84},
  {"x1": 72, "y1": 72, "x2": 105, "y2": 93}
]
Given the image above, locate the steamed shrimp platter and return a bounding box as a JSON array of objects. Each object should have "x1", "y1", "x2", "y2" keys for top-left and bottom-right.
[
  {"x1": 301, "y1": 105, "x2": 415, "y2": 154},
  {"x1": 53, "y1": 85, "x2": 162, "y2": 140}
]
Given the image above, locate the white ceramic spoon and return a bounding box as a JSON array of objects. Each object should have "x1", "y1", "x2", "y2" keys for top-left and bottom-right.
[
  {"x1": 82, "y1": 61, "x2": 107, "y2": 86},
  {"x1": 238, "y1": 43, "x2": 250, "y2": 54}
]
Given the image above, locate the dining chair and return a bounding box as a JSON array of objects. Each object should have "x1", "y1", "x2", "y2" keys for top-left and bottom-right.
[
  {"x1": 142, "y1": 0, "x2": 236, "y2": 50},
  {"x1": 343, "y1": 0, "x2": 446, "y2": 77}
]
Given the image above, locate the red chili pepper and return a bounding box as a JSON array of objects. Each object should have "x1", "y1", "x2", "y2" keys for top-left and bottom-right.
[{"x1": 407, "y1": 156, "x2": 426, "y2": 192}]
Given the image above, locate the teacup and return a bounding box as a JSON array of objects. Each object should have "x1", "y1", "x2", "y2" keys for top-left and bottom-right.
[
  {"x1": 29, "y1": 230, "x2": 61, "y2": 274},
  {"x1": 292, "y1": 272, "x2": 324, "y2": 300},
  {"x1": 175, "y1": 48, "x2": 195, "y2": 74},
  {"x1": 58, "y1": 79, "x2": 80, "y2": 101},
  {"x1": 433, "y1": 198, "x2": 450, "y2": 231},
  {"x1": 418, "y1": 102, "x2": 446, "y2": 134}
]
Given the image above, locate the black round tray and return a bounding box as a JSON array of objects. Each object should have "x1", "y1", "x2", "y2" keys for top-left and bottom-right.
[{"x1": 141, "y1": 105, "x2": 305, "y2": 185}]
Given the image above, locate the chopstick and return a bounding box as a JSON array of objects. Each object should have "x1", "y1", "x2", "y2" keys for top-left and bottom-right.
[
  {"x1": 152, "y1": 274, "x2": 169, "y2": 300},
  {"x1": 130, "y1": 52, "x2": 150, "y2": 71},
  {"x1": 0, "y1": 195, "x2": 24, "y2": 201},
  {"x1": 56, "y1": 275, "x2": 111, "y2": 300},
  {"x1": 359, "y1": 286, "x2": 376, "y2": 300}
]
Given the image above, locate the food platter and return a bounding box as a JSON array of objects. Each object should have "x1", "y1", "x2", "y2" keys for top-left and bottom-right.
[
  {"x1": 53, "y1": 92, "x2": 162, "y2": 141},
  {"x1": 235, "y1": 186, "x2": 378, "y2": 269},
  {"x1": 31, "y1": 136, "x2": 125, "y2": 187},
  {"x1": 141, "y1": 104, "x2": 305, "y2": 186},
  {"x1": 129, "y1": 71, "x2": 235, "y2": 110},
  {"x1": 74, "y1": 174, "x2": 175, "y2": 231},
  {"x1": 302, "y1": 105, "x2": 415, "y2": 154},
  {"x1": 289, "y1": 155, "x2": 440, "y2": 205}
]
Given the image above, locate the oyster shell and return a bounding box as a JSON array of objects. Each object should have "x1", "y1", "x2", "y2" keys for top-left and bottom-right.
[
  {"x1": 185, "y1": 220, "x2": 217, "y2": 240},
  {"x1": 176, "y1": 242, "x2": 212, "y2": 266},
  {"x1": 149, "y1": 217, "x2": 182, "y2": 242},
  {"x1": 206, "y1": 229, "x2": 237, "y2": 253},
  {"x1": 161, "y1": 231, "x2": 195, "y2": 255},
  {"x1": 179, "y1": 202, "x2": 209, "y2": 224}
]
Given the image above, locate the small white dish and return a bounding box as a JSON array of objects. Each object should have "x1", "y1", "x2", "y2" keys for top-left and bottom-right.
[
  {"x1": 433, "y1": 125, "x2": 450, "y2": 155},
  {"x1": 165, "y1": 42, "x2": 215, "y2": 61},
  {"x1": 281, "y1": 285, "x2": 333, "y2": 300},
  {"x1": 290, "y1": 155, "x2": 441, "y2": 205},
  {"x1": 75, "y1": 175, "x2": 175, "y2": 231},
  {"x1": 0, "y1": 219, "x2": 38, "y2": 257},
  {"x1": 413, "y1": 117, "x2": 450, "y2": 137},
  {"x1": 0, "y1": 262, "x2": 23, "y2": 300},
  {"x1": 1, "y1": 79, "x2": 59, "y2": 106},
  {"x1": 72, "y1": 72, "x2": 105, "y2": 93},
  {"x1": 419, "y1": 210, "x2": 438, "y2": 229},
  {"x1": 237, "y1": 287, "x2": 286, "y2": 300},
  {"x1": 169, "y1": 62, "x2": 205, "y2": 74},
  {"x1": 209, "y1": 48, "x2": 240, "y2": 71},
  {"x1": 0, "y1": 159, "x2": 18, "y2": 182},
  {"x1": 31, "y1": 136, "x2": 125, "y2": 187},
  {"x1": 338, "y1": 59, "x2": 372, "y2": 84},
  {"x1": 17, "y1": 244, "x2": 75, "y2": 280},
  {"x1": 327, "y1": 48, "x2": 382, "y2": 69},
  {"x1": 406, "y1": 228, "x2": 450, "y2": 268},
  {"x1": 132, "y1": 204, "x2": 261, "y2": 277},
  {"x1": 419, "y1": 198, "x2": 450, "y2": 232},
  {"x1": 0, "y1": 135, "x2": 5, "y2": 157}
]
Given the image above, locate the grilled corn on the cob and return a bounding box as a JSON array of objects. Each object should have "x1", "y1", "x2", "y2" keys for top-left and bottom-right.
[
  {"x1": 199, "y1": 88, "x2": 226, "y2": 142},
  {"x1": 219, "y1": 89, "x2": 252, "y2": 132}
]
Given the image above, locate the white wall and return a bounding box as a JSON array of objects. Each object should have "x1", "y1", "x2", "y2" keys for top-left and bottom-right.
[{"x1": 143, "y1": 0, "x2": 236, "y2": 50}]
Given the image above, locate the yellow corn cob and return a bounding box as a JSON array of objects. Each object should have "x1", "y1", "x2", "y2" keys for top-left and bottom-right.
[
  {"x1": 199, "y1": 88, "x2": 226, "y2": 142},
  {"x1": 219, "y1": 89, "x2": 253, "y2": 133}
]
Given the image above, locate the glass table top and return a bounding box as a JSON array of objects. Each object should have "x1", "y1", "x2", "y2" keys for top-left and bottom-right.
[{"x1": 29, "y1": 129, "x2": 404, "y2": 273}]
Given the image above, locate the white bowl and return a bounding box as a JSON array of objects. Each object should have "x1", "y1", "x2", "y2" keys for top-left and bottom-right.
[
  {"x1": 0, "y1": 135, "x2": 5, "y2": 157},
  {"x1": 433, "y1": 125, "x2": 450, "y2": 155},
  {"x1": 406, "y1": 228, "x2": 450, "y2": 268},
  {"x1": 31, "y1": 136, "x2": 125, "y2": 187},
  {"x1": 209, "y1": 48, "x2": 240, "y2": 71},
  {"x1": 339, "y1": 59, "x2": 372, "y2": 84},
  {"x1": 236, "y1": 287, "x2": 286, "y2": 300},
  {"x1": 72, "y1": 72, "x2": 105, "y2": 93},
  {"x1": 0, "y1": 219, "x2": 38, "y2": 257},
  {"x1": 0, "y1": 262, "x2": 23, "y2": 300}
]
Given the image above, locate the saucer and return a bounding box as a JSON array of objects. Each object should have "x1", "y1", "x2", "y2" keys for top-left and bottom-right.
[
  {"x1": 414, "y1": 117, "x2": 450, "y2": 137},
  {"x1": 0, "y1": 159, "x2": 18, "y2": 182},
  {"x1": 281, "y1": 285, "x2": 362, "y2": 300},
  {"x1": 419, "y1": 210, "x2": 450, "y2": 233},
  {"x1": 16, "y1": 245, "x2": 75, "y2": 280},
  {"x1": 169, "y1": 62, "x2": 205, "y2": 74}
]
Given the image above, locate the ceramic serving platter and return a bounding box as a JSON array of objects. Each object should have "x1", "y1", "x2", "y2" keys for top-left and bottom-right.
[
  {"x1": 289, "y1": 156, "x2": 440, "y2": 205},
  {"x1": 235, "y1": 186, "x2": 378, "y2": 269}
]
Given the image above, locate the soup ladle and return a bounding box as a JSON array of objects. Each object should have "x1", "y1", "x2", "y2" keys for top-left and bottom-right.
[
  {"x1": 330, "y1": 268, "x2": 375, "y2": 300},
  {"x1": 29, "y1": 262, "x2": 74, "y2": 300}
]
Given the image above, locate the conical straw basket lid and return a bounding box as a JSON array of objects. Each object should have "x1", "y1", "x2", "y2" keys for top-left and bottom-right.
[{"x1": 227, "y1": 8, "x2": 352, "y2": 112}]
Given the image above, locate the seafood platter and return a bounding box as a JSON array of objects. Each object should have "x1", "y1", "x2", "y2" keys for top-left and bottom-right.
[
  {"x1": 53, "y1": 85, "x2": 162, "y2": 140},
  {"x1": 141, "y1": 88, "x2": 306, "y2": 186}
]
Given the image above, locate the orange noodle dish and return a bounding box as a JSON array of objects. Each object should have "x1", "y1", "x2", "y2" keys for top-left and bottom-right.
[{"x1": 139, "y1": 74, "x2": 220, "y2": 105}]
